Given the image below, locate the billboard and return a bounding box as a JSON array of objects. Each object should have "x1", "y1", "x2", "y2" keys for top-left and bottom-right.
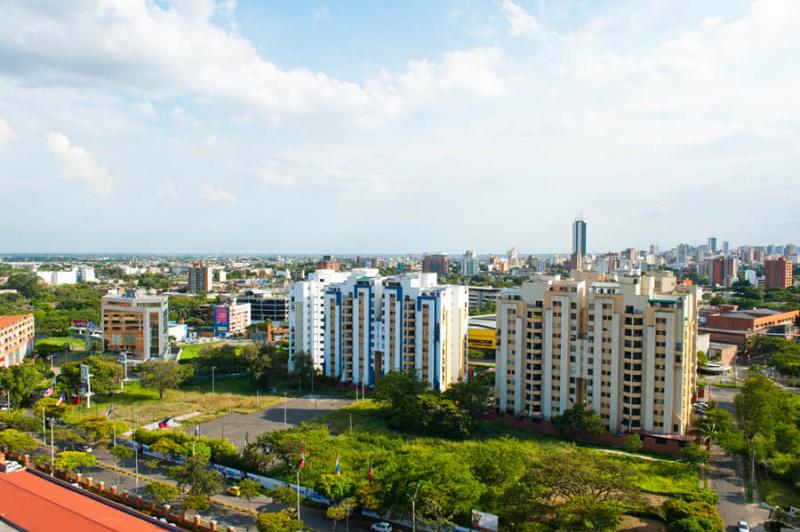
[
  {"x1": 71, "y1": 319, "x2": 89, "y2": 328},
  {"x1": 80, "y1": 364, "x2": 90, "y2": 394},
  {"x1": 468, "y1": 327, "x2": 496, "y2": 350},
  {"x1": 471, "y1": 510, "x2": 499, "y2": 532},
  {"x1": 214, "y1": 305, "x2": 230, "y2": 337}
]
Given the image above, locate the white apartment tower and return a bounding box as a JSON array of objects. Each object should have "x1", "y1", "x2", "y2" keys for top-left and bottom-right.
[
  {"x1": 288, "y1": 269, "x2": 370, "y2": 371},
  {"x1": 495, "y1": 270, "x2": 699, "y2": 436},
  {"x1": 323, "y1": 272, "x2": 468, "y2": 391},
  {"x1": 461, "y1": 250, "x2": 479, "y2": 276}
]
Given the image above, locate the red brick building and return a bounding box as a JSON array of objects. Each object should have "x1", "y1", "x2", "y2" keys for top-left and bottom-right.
[
  {"x1": 700, "y1": 307, "x2": 800, "y2": 350},
  {"x1": 765, "y1": 257, "x2": 793, "y2": 289}
]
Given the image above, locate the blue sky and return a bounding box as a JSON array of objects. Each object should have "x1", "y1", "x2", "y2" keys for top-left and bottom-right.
[{"x1": 0, "y1": 0, "x2": 797, "y2": 254}]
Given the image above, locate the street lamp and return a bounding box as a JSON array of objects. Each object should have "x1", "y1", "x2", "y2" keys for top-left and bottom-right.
[
  {"x1": 211, "y1": 366, "x2": 216, "y2": 394},
  {"x1": 411, "y1": 482, "x2": 422, "y2": 532},
  {"x1": 48, "y1": 417, "x2": 55, "y2": 477}
]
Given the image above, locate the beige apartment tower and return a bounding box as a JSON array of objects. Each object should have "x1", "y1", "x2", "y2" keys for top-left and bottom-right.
[{"x1": 495, "y1": 270, "x2": 699, "y2": 436}]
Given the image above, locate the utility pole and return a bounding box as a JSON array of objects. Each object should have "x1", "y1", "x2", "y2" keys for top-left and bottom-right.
[
  {"x1": 411, "y1": 482, "x2": 421, "y2": 532},
  {"x1": 42, "y1": 407, "x2": 46, "y2": 446},
  {"x1": 121, "y1": 352, "x2": 128, "y2": 390},
  {"x1": 284, "y1": 394, "x2": 288, "y2": 426},
  {"x1": 296, "y1": 468, "x2": 301, "y2": 520},
  {"x1": 49, "y1": 419, "x2": 54, "y2": 477},
  {"x1": 211, "y1": 366, "x2": 216, "y2": 394}
]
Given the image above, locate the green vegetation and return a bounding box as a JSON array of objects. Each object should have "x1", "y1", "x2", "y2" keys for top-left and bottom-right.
[
  {"x1": 0, "y1": 359, "x2": 51, "y2": 406},
  {"x1": 144, "y1": 481, "x2": 181, "y2": 504},
  {"x1": 138, "y1": 360, "x2": 194, "y2": 399},
  {"x1": 176, "y1": 342, "x2": 222, "y2": 361},
  {"x1": 0, "y1": 429, "x2": 38, "y2": 453},
  {"x1": 170, "y1": 454, "x2": 224, "y2": 510},
  {"x1": 256, "y1": 511, "x2": 304, "y2": 532},
  {"x1": 746, "y1": 336, "x2": 800, "y2": 377}
]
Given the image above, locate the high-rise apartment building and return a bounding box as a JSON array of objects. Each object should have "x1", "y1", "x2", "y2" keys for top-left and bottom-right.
[
  {"x1": 323, "y1": 272, "x2": 468, "y2": 391},
  {"x1": 288, "y1": 269, "x2": 361, "y2": 371},
  {"x1": 422, "y1": 253, "x2": 449, "y2": 275},
  {"x1": 765, "y1": 257, "x2": 793, "y2": 289},
  {"x1": 495, "y1": 271, "x2": 699, "y2": 436},
  {"x1": 0, "y1": 314, "x2": 34, "y2": 367},
  {"x1": 101, "y1": 291, "x2": 169, "y2": 361},
  {"x1": 461, "y1": 250, "x2": 480, "y2": 276},
  {"x1": 213, "y1": 302, "x2": 251, "y2": 337},
  {"x1": 722, "y1": 241, "x2": 730, "y2": 255},
  {"x1": 708, "y1": 256, "x2": 738, "y2": 287},
  {"x1": 188, "y1": 262, "x2": 213, "y2": 294}
]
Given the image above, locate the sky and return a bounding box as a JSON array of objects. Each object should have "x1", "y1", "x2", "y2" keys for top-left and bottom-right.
[{"x1": 0, "y1": 0, "x2": 798, "y2": 255}]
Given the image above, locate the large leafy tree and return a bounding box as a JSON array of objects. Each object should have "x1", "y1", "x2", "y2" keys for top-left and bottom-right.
[
  {"x1": 0, "y1": 429, "x2": 38, "y2": 453},
  {"x1": 138, "y1": 360, "x2": 193, "y2": 399},
  {"x1": 59, "y1": 355, "x2": 123, "y2": 396},
  {"x1": 552, "y1": 405, "x2": 604, "y2": 436},
  {"x1": 169, "y1": 454, "x2": 223, "y2": 508},
  {"x1": 442, "y1": 373, "x2": 494, "y2": 418},
  {"x1": 55, "y1": 451, "x2": 96, "y2": 472},
  {"x1": 75, "y1": 416, "x2": 130, "y2": 447},
  {"x1": 0, "y1": 360, "x2": 44, "y2": 406},
  {"x1": 256, "y1": 511, "x2": 303, "y2": 532},
  {"x1": 145, "y1": 481, "x2": 180, "y2": 504}
]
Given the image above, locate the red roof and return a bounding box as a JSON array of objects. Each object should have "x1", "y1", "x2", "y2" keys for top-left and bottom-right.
[
  {"x1": 0, "y1": 470, "x2": 165, "y2": 531},
  {"x1": 0, "y1": 314, "x2": 32, "y2": 330}
]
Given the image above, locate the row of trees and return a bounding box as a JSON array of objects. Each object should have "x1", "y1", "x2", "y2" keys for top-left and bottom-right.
[{"x1": 745, "y1": 336, "x2": 800, "y2": 376}]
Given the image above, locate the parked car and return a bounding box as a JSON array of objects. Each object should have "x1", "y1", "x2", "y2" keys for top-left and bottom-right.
[
  {"x1": 226, "y1": 486, "x2": 241, "y2": 497},
  {"x1": 79, "y1": 445, "x2": 93, "y2": 453},
  {"x1": 737, "y1": 521, "x2": 750, "y2": 532},
  {"x1": 371, "y1": 522, "x2": 392, "y2": 532}
]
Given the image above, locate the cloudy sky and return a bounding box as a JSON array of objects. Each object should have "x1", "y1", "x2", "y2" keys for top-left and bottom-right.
[{"x1": 0, "y1": 0, "x2": 798, "y2": 254}]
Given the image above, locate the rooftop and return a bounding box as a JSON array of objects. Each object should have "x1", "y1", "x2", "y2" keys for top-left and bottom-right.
[{"x1": 0, "y1": 314, "x2": 32, "y2": 329}]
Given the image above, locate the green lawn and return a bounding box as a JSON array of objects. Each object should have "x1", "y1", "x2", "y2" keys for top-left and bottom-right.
[
  {"x1": 37, "y1": 336, "x2": 86, "y2": 350},
  {"x1": 176, "y1": 342, "x2": 223, "y2": 361}
]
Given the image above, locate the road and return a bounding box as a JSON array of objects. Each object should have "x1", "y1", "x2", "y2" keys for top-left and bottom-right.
[
  {"x1": 706, "y1": 385, "x2": 770, "y2": 530},
  {"x1": 192, "y1": 395, "x2": 353, "y2": 448}
]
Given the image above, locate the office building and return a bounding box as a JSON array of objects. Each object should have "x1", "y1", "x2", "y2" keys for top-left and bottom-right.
[
  {"x1": 289, "y1": 269, "x2": 358, "y2": 371},
  {"x1": 233, "y1": 289, "x2": 289, "y2": 322},
  {"x1": 700, "y1": 306, "x2": 799, "y2": 349},
  {"x1": 468, "y1": 286, "x2": 501, "y2": 313},
  {"x1": 722, "y1": 241, "x2": 730, "y2": 255},
  {"x1": 765, "y1": 257, "x2": 793, "y2": 289},
  {"x1": 708, "y1": 237, "x2": 718, "y2": 254},
  {"x1": 101, "y1": 291, "x2": 169, "y2": 361},
  {"x1": 323, "y1": 272, "x2": 468, "y2": 391},
  {"x1": 315, "y1": 255, "x2": 340, "y2": 271},
  {"x1": 422, "y1": 253, "x2": 449, "y2": 275},
  {"x1": 572, "y1": 218, "x2": 587, "y2": 270},
  {"x1": 495, "y1": 271, "x2": 699, "y2": 436},
  {"x1": 188, "y1": 262, "x2": 213, "y2": 294},
  {"x1": 213, "y1": 302, "x2": 251, "y2": 337},
  {"x1": 708, "y1": 256, "x2": 738, "y2": 287},
  {"x1": 36, "y1": 270, "x2": 77, "y2": 285},
  {"x1": 0, "y1": 314, "x2": 34, "y2": 367},
  {"x1": 461, "y1": 250, "x2": 480, "y2": 276}
]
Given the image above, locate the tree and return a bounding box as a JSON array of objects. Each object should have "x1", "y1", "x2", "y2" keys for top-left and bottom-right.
[
  {"x1": 256, "y1": 511, "x2": 304, "y2": 532},
  {"x1": 291, "y1": 351, "x2": 315, "y2": 390},
  {"x1": 681, "y1": 443, "x2": 710, "y2": 469},
  {"x1": 5, "y1": 272, "x2": 42, "y2": 298},
  {"x1": 169, "y1": 454, "x2": 223, "y2": 508},
  {"x1": 316, "y1": 473, "x2": 354, "y2": 503},
  {"x1": 552, "y1": 405, "x2": 604, "y2": 436},
  {"x1": 697, "y1": 350, "x2": 709, "y2": 366},
  {"x1": 59, "y1": 355, "x2": 123, "y2": 396},
  {"x1": 145, "y1": 481, "x2": 180, "y2": 504},
  {"x1": 138, "y1": 360, "x2": 193, "y2": 399},
  {"x1": 442, "y1": 372, "x2": 494, "y2": 418},
  {"x1": 0, "y1": 361, "x2": 44, "y2": 406},
  {"x1": 55, "y1": 451, "x2": 96, "y2": 472},
  {"x1": 326, "y1": 498, "x2": 355, "y2": 532},
  {"x1": 75, "y1": 416, "x2": 129, "y2": 448},
  {"x1": 623, "y1": 433, "x2": 643, "y2": 453},
  {"x1": 242, "y1": 344, "x2": 274, "y2": 389},
  {"x1": 110, "y1": 444, "x2": 133, "y2": 464},
  {"x1": 269, "y1": 485, "x2": 299, "y2": 506},
  {"x1": 552, "y1": 496, "x2": 624, "y2": 531},
  {"x1": 239, "y1": 478, "x2": 262, "y2": 510},
  {"x1": 0, "y1": 429, "x2": 37, "y2": 453}
]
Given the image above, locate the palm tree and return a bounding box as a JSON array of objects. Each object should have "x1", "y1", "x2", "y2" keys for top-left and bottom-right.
[{"x1": 691, "y1": 417, "x2": 719, "y2": 449}]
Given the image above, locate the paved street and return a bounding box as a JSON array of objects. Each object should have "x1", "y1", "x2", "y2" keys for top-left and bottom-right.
[
  {"x1": 706, "y1": 385, "x2": 771, "y2": 530},
  {"x1": 192, "y1": 395, "x2": 354, "y2": 447}
]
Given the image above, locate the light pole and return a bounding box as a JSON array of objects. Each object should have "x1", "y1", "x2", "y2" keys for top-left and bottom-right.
[
  {"x1": 411, "y1": 482, "x2": 421, "y2": 532},
  {"x1": 211, "y1": 366, "x2": 216, "y2": 394},
  {"x1": 49, "y1": 418, "x2": 55, "y2": 477},
  {"x1": 296, "y1": 468, "x2": 301, "y2": 520},
  {"x1": 284, "y1": 393, "x2": 288, "y2": 426},
  {"x1": 121, "y1": 352, "x2": 128, "y2": 390}
]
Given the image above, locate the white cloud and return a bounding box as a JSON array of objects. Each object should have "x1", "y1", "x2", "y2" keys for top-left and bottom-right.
[
  {"x1": 501, "y1": 0, "x2": 543, "y2": 37},
  {"x1": 258, "y1": 160, "x2": 295, "y2": 188},
  {"x1": 136, "y1": 101, "x2": 157, "y2": 117},
  {"x1": 157, "y1": 181, "x2": 177, "y2": 199},
  {"x1": 200, "y1": 184, "x2": 237, "y2": 203},
  {"x1": 171, "y1": 107, "x2": 202, "y2": 127},
  {"x1": 313, "y1": 6, "x2": 329, "y2": 20},
  {"x1": 0, "y1": 118, "x2": 14, "y2": 145},
  {"x1": 46, "y1": 132, "x2": 114, "y2": 194}
]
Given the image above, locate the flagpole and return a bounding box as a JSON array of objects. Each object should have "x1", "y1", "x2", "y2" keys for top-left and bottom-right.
[
  {"x1": 42, "y1": 407, "x2": 46, "y2": 446},
  {"x1": 296, "y1": 468, "x2": 301, "y2": 520}
]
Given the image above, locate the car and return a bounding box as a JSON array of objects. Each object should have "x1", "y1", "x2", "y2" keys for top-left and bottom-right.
[
  {"x1": 737, "y1": 521, "x2": 750, "y2": 532},
  {"x1": 79, "y1": 445, "x2": 93, "y2": 453},
  {"x1": 226, "y1": 486, "x2": 241, "y2": 497},
  {"x1": 370, "y1": 522, "x2": 392, "y2": 532},
  {"x1": 695, "y1": 401, "x2": 708, "y2": 407}
]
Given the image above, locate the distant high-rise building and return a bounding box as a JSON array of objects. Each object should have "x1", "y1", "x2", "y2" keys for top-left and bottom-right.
[
  {"x1": 188, "y1": 262, "x2": 213, "y2": 294},
  {"x1": 316, "y1": 255, "x2": 340, "y2": 271},
  {"x1": 495, "y1": 270, "x2": 699, "y2": 436},
  {"x1": 786, "y1": 244, "x2": 797, "y2": 257},
  {"x1": 422, "y1": 253, "x2": 449, "y2": 275},
  {"x1": 765, "y1": 257, "x2": 793, "y2": 289},
  {"x1": 677, "y1": 244, "x2": 689, "y2": 265},
  {"x1": 722, "y1": 241, "x2": 730, "y2": 255},
  {"x1": 708, "y1": 237, "x2": 718, "y2": 254},
  {"x1": 708, "y1": 256, "x2": 738, "y2": 287},
  {"x1": 572, "y1": 218, "x2": 587, "y2": 270},
  {"x1": 744, "y1": 269, "x2": 758, "y2": 286},
  {"x1": 650, "y1": 244, "x2": 659, "y2": 255},
  {"x1": 507, "y1": 247, "x2": 520, "y2": 269},
  {"x1": 461, "y1": 250, "x2": 479, "y2": 276}
]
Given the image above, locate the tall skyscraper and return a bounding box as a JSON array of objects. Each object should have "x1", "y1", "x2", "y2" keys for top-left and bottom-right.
[
  {"x1": 765, "y1": 257, "x2": 793, "y2": 289},
  {"x1": 722, "y1": 241, "x2": 730, "y2": 255},
  {"x1": 188, "y1": 261, "x2": 213, "y2": 294},
  {"x1": 572, "y1": 218, "x2": 587, "y2": 270},
  {"x1": 495, "y1": 270, "x2": 699, "y2": 436},
  {"x1": 708, "y1": 237, "x2": 718, "y2": 254},
  {"x1": 461, "y1": 250, "x2": 479, "y2": 276},
  {"x1": 323, "y1": 272, "x2": 468, "y2": 391},
  {"x1": 708, "y1": 256, "x2": 738, "y2": 287}
]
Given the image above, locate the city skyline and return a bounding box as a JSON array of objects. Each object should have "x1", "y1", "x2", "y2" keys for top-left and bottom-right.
[{"x1": 1, "y1": 0, "x2": 798, "y2": 253}]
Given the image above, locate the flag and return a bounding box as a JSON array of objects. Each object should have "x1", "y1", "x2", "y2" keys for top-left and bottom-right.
[
  {"x1": 335, "y1": 451, "x2": 341, "y2": 475},
  {"x1": 298, "y1": 446, "x2": 305, "y2": 470},
  {"x1": 194, "y1": 425, "x2": 200, "y2": 436},
  {"x1": 368, "y1": 461, "x2": 373, "y2": 483},
  {"x1": 56, "y1": 393, "x2": 65, "y2": 406},
  {"x1": 42, "y1": 386, "x2": 54, "y2": 397},
  {"x1": 71, "y1": 395, "x2": 81, "y2": 405},
  {"x1": 106, "y1": 403, "x2": 115, "y2": 417},
  {"x1": 157, "y1": 417, "x2": 173, "y2": 429}
]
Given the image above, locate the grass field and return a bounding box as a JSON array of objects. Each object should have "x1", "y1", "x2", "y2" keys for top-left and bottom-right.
[
  {"x1": 37, "y1": 336, "x2": 87, "y2": 350},
  {"x1": 176, "y1": 341, "x2": 223, "y2": 361},
  {"x1": 84, "y1": 380, "x2": 283, "y2": 428}
]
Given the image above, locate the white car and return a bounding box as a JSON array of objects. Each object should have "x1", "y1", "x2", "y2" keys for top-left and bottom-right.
[
  {"x1": 737, "y1": 521, "x2": 750, "y2": 532},
  {"x1": 371, "y1": 523, "x2": 392, "y2": 532}
]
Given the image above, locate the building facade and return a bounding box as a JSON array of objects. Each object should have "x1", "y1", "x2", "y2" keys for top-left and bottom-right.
[
  {"x1": 101, "y1": 292, "x2": 169, "y2": 361},
  {"x1": 213, "y1": 302, "x2": 251, "y2": 337},
  {"x1": 288, "y1": 269, "x2": 358, "y2": 371},
  {"x1": 234, "y1": 289, "x2": 289, "y2": 322},
  {"x1": 495, "y1": 271, "x2": 699, "y2": 436},
  {"x1": 188, "y1": 262, "x2": 213, "y2": 294},
  {"x1": 708, "y1": 256, "x2": 738, "y2": 287},
  {"x1": 572, "y1": 219, "x2": 587, "y2": 270},
  {"x1": 765, "y1": 257, "x2": 793, "y2": 289},
  {"x1": 461, "y1": 250, "x2": 479, "y2": 276},
  {"x1": 323, "y1": 272, "x2": 468, "y2": 391},
  {"x1": 0, "y1": 314, "x2": 35, "y2": 367},
  {"x1": 422, "y1": 254, "x2": 449, "y2": 275}
]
